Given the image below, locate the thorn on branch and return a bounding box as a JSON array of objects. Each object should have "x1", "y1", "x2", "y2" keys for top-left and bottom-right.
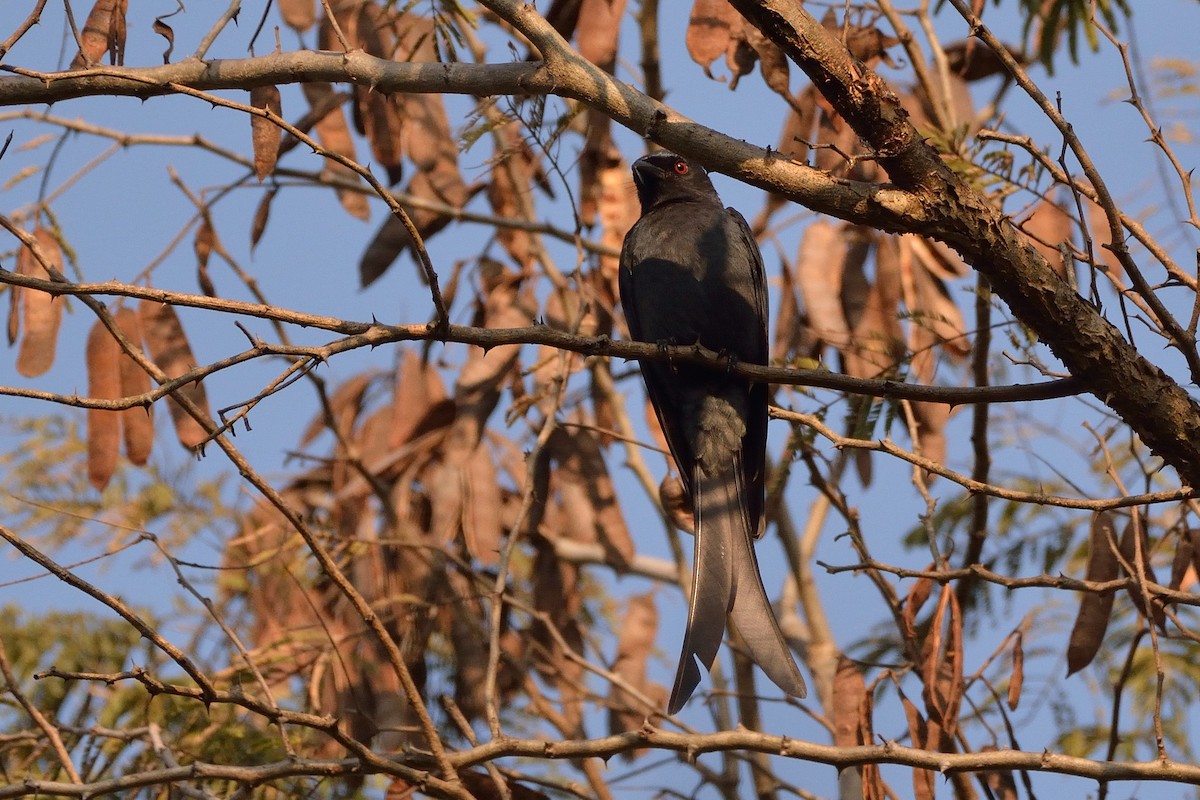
[
  {"x1": 644, "y1": 107, "x2": 667, "y2": 140},
  {"x1": 429, "y1": 315, "x2": 451, "y2": 341},
  {"x1": 234, "y1": 320, "x2": 261, "y2": 347}
]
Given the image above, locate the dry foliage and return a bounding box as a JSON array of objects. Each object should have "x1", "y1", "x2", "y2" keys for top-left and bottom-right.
[
  {"x1": 607, "y1": 592, "x2": 663, "y2": 746},
  {"x1": 113, "y1": 306, "x2": 153, "y2": 467},
  {"x1": 84, "y1": 317, "x2": 122, "y2": 491},
  {"x1": 70, "y1": 0, "x2": 128, "y2": 68},
  {"x1": 279, "y1": 0, "x2": 316, "y2": 32},
  {"x1": 4, "y1": 1, "x2": 1200, "y2": 799},
  {"x1": 250, "y1": 84, "x2": 283, "y2": 181},
  {"x1": 11, "y1": 227, "x2": 62, "y2": 377},
  {"x1": 138, "y1": 299, "x2": 211, "y2": 450},
  {"x1": 1067, "y1": 512, "x2": 1122, "y2": 675},
  {"x1": 302, "y1": 82, "x2": 371, "y2": 221}
]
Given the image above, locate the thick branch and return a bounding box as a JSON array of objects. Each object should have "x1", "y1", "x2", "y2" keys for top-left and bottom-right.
[
  {"x1": 3, "y1": 4, "x2": 1199, "y2": 484},
  {"x1": 6, "y1": 726, "x2": 1200, "y2": 799},
  {"x1": 726, "y1": 0, "x2": 1200, "y2": 487},
  {"x1": 0, "y1": 51, "x2": 916, "y2": 231}
]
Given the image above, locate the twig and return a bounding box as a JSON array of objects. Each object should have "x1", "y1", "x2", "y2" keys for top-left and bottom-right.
[
  {"x1": 0, "y1": 217, "x2": 458, "y2": 784},
  {"x1": 0, "y1": 259, "x2": 1090, "y2": 406},
  {"x1": 143, "y1": 533, "x2": 297, "y2": 758},
  {"x1": 957, "y1": 275, "x2": 993, "y2": 608},
  {"x1": 945, "y1": 0, "x2": 1200, "y2": 385},
  {"x1": 192, "y1": 0, "x2": 244, "y2": 60},
  {"x1": 0, "y1": 637, "x2": 81, "y2": 784},
  {"x1": 1098, "y1": 628, "x2": 1146, "y2": 800},
  {"x1": 977, "y1": 128, "x2": 1195, "y2": 292},
  {"x1": 818, "y1": 558, "x2": 1200, "y2": 607},
  {"x1": 146, "y1": 723, "x2": 220, "y2": 800},
  {"x1": 319, "y1": 0, "x2": 351, "y2": 52},
  {"x1": 0, "y1": 0, "x2": 49, "y2": 61},
  {"x1": 775, "y1": 406, "x2": 1192, "y2": 510},
  {"x1": 0, "y1": 524, "x2": 217, "y2": 698},
  {"x1": 157, "y1": 78, "x2": 451, "y2": 327}
]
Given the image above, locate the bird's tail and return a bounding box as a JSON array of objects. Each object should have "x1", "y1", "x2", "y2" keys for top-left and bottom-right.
[
  {"x1": 727, "y1": 505, "x2": 808, "y2": 701},
  {"x1": 668, "y1": 465, "x2": 734, "y2": 714},
  {"x1": 668, "y1": 462, "x2": 806, "y2": 714}
]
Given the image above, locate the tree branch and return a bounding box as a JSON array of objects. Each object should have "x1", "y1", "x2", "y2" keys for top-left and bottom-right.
[
  {"x1": 726, "y1": 0, "x2": 1200, "y2": 487},
  {"x1": 0, "y1": 268, "x2": 1085, "y2": 407},
  {"x1": 773, "y1": 407, "x2": 1194, "y2": 511},
  {"x1": 0, "y1": 51, "x2": 919, "y2": 232},
  {"x1": 6, "y1": 10, "x2": 1199, "y2": 488}
]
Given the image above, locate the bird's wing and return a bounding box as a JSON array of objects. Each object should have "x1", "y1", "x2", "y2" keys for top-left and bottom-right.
[
  {"x1": 617, "y1": 214, "x2": 705, "y2": 498},
  {"x1": 721, "y1": 209, "x2": 807, "y2": 697},
  {"x1": 620, "y1": 214, "x2": 726, "y2": 715},
  {"x1": 728, "y1": 207, "x2": 770, "y2": 344},
  {"x1": 617, "y1": 232, "x2": 643, "y2": 348},
  {"x1": 728, "y1": 206, "x2": 770, "y2": 537}
]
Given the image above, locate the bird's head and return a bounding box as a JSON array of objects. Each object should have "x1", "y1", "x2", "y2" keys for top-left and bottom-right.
[{"x1": 631, "y1": 152, "x2": 719, "y2": 213}]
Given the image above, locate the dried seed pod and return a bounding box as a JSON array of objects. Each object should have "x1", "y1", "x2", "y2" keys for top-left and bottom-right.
[
  {"x1": 86, "y1": 320, "x2": 122, "y2": 490},
  {"x1": 113, "y1": 307, "x2": 154, "y2": 466},
  {"x1": 250, "y1": 85, "x2": 283, "y2": 181},
  {"x1": 139, "y1": 300, "x2": 211, "y2": 450},
  {"x1": 1066, "y1": 512, "x2": 1121, "y2": 675},
  {"x1": 14, "y1": 228, "x2": 63, "y2": 377}
]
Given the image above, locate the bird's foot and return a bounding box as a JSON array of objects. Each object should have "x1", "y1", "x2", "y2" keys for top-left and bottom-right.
[{"x1": 720, "y1": 350, "x2": 738, "y2": 373}]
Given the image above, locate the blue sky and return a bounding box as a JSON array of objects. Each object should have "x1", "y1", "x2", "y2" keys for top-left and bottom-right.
[{"x1": 4, "y1": 1, "x2": 1200, "y2": 797}]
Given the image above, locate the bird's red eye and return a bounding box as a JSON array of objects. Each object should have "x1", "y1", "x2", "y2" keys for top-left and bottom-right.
[{"x1": 673, "y1": 160, "x2": 689, "y2": 175}]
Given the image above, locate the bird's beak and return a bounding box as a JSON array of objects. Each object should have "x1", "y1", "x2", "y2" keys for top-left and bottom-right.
[{"x1": 631, "y1": 159, "x2": 666, "y2": 187}]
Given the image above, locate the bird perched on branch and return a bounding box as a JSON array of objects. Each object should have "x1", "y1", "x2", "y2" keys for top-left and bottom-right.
[{"x1": 619, "y1": 151, "x2": 807, "y2": 714}]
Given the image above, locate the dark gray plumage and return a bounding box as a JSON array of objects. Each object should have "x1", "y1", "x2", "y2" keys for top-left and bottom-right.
[{"x1": 619, "y1": 151, "x2": 807, "y2": 714}]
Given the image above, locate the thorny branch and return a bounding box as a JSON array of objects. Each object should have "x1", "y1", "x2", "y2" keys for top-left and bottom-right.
[
  {"x1": 724, "y1": 0, "x2": 1200, "y2": 486},
  {"x1": 943, "y1": 0, "x2": 1200, "y2": 386},
  {"x1": 2, "y1": 2, "x2": 1197, "y2": 484},
  {"x1": 8, "y1": 680, "x2": 1200, "y2": 800},
  {"x1": 0, "y1": 267, "x2": 1085, "y2": 407},
  {"x1": 4, "y1": 2, "x2": 1200, "y2": 799}
]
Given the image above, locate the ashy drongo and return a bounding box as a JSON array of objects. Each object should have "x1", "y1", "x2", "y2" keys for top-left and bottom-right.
[{"x1": 619, "y1": 151, "x2": 807, "y2": 714}]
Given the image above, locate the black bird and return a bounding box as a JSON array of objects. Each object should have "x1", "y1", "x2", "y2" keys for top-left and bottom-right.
[{"x1": 619, "y1": 151, "x2": 807, "y2": 713}]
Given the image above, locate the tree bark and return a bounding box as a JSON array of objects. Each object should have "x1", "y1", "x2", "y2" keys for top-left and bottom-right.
[
  {"x1": 2, "y1": 0, "x2": 1197, "y2": 484},
  {"x1": 728, "y1": 0, "x2": 1200, "y2": 487}
]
